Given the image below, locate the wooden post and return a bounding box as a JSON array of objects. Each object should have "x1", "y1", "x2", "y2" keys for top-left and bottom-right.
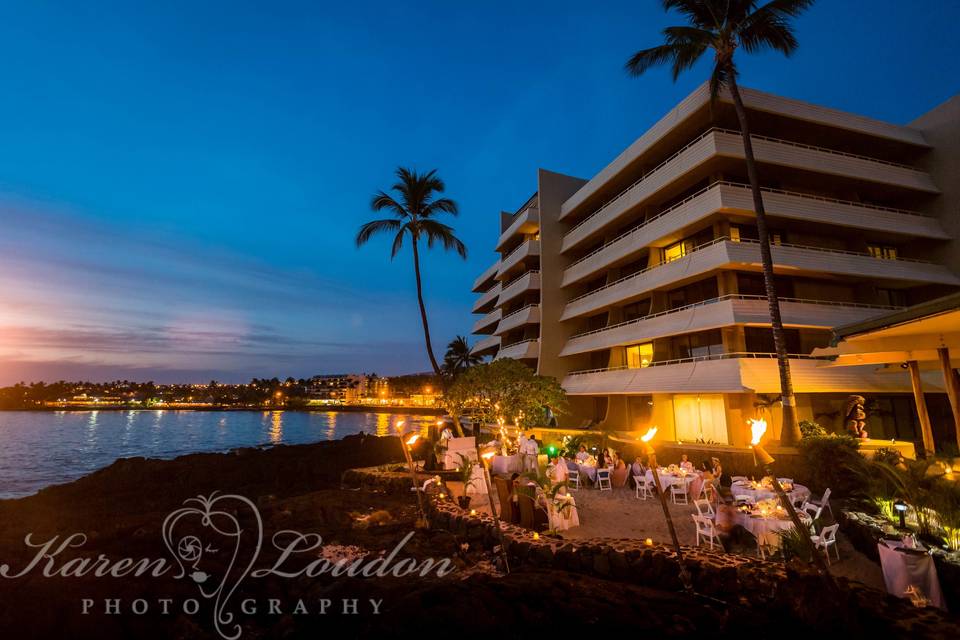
[
  {"x1": 937, "y1": 347, "x2": 960, "y2": 451},
  {"x1": 907, "y1": 360, "x2": 936, "y2": 456}
]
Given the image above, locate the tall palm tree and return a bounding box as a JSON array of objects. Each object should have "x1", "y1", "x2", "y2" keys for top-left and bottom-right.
[
  {"x1": 443, "y1": 335, "x2": 482, "y2": 377},
  {"x1": 356, "y1": 167, "x2": 467, "y2": 376},
  {"x1": 624, "y1": 0, "x2": 813, "y2": 445}
]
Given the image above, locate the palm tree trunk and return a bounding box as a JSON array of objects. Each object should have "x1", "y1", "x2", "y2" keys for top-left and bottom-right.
[
  {"x1": 411, "y1": 238, "x2": 443, "y2": 376},
  {"x1": 726, "y1": 70, "x2": 801, "y2": 446}
]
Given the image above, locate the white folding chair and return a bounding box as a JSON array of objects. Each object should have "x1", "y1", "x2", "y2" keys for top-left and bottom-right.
[
  {"x1": 692, "y1": 515, "x2": 721, "y2": 550},
  {"x1": 731, "y1": 476, "x2": 748, "y2": 483},
  {"x1": 568, "y1": 470, "x2": 581, "y2": 491},
  {"x1": 694, "y1": 498, "x2": 715, "y2": 519},
  {"x1": 670, "y1": 479, "x2": 689, "y2": 505},
  {"x1": 634, "y1": 475, "x2": 654, "y2": 500},
  {"x1": 810, "y1": 488, "x2": 833, "y2": 519},
  {"x1": 597, "y1": 469, "x2": 612, "y2": 491},
  {"x1": 811, "y1": 523, "x2": 840, "y2": 565},
  {"x1": 801, "y1": 501, "x2": 822, "y2": 522}
]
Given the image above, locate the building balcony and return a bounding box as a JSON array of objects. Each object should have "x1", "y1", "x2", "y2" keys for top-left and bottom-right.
[
  {"x1": 561, "y1": 238, "x2": 960, "y2": 321},
  {"x1": 472, "y1": 308, "x2": 502, "y2": 335},
  {"x1": 496, "y1": 338, "x2": 540, "y2": 361},
  {"x1": 471, "y1": 334, "x2": 500, "y2": 357},
  {"x1": 561, "y1": 128, "x2": 939, "y2": 253},
  {"x1": 472, "y1": 259, "x2": 500, "y2": 293},
  {"x1": 562, "y1": 181, "x2": 948, "y2": 286},
  {"x1": 559, "y1": 295, "x2": 899, "y2": 356},
  {"x1": 495, "y1": 304, "x2": 541, "y2": 336},
  {"x1": 498, "y1": 270, "x2": 540, "y2": 307},
  {"x1": 497, "y1": 239, "x2": 540, "y2": 280},
  {"x1": 560, "y1": 82, "x2": 929, "y2": 221},
  {"x1": 472, "y1": 282, "x2": 502, "y2": 314},
  {"x1": 562, "y1": 353, "x2": 921, "y2": 395},
  {"x1": 496, "y1": 206, "x2": 539, "y2": 252}
]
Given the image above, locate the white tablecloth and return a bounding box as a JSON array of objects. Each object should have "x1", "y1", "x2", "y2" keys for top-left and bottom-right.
[
  {"x1": 491, "y1": 454, "x2": 522, "y2": 475},
  {"x1": 646, "y1": 469, "x2": 701, "y2": 497},
  {"x1": 547, "y1": 493, "x2": 580, "y2": 531},
  {"x1": 726, "y1": 509, "x2": 811, "y2": 549},
  {"x1": 877, "y1": 540, "x2": 946, "y2": 609},
  {"x1": 568, "y1": 461, "x2": 598, "y2": 483},
  {"x1": 731, "y1": 481, "x2": 810, "y2": 505}
]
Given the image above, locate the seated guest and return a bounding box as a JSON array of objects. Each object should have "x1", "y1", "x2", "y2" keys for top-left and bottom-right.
[
  {"x1": 710, "y1": 456, "x2": 723, "y2": 481},
  {"x1": 575, "y1": 445, "x2": 590, "y2": 463},
  {"x1": 679, "y1": 454, "x2": 694, "y2": 472},
  {"x1": 631, "y1": 456, "x2": 645, "y2": 477},
  {"x1": 597, "y1": 448, "x2": 608, "y2": 468},
  {"x1": 552, "y1": 456, "x2": 569, "y2": 483},
  {"x1": 612, "y1": 451, "x2": 626, "y2": 469}
]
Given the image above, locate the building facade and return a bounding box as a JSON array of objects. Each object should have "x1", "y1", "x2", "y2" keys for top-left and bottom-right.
[{"x1": 470, "y1": 83, "x2": 960, "y2": 447}]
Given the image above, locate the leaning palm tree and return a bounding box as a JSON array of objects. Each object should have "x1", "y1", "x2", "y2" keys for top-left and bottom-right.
[
  {"x1": 442, "y1": 335, "x2": 482, "y2": 378},
  {"x1": 356, "y1": 167, "x2": 467, "y2": 376},
  {"x1": 624, "y1": 0, "x2": 813, "y2": 445}
]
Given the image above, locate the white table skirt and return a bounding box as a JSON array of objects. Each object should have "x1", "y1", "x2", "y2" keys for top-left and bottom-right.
[
  {"x1": 728, "y1": 511, "x2": 808, "y2": 548},
  {"x1": 547, "y1": 494, "x2": 580, "y2": 531},
  {"x1": 566, "y1": 461, "x2": 598, "y2": 483},
  {"x1": 491, "y1": 454, "x2": 522, "y2": 475},
  {"x1": 877, "y1": 540, "x2": 946, "y2": 609},
  {"x1": 646, "y1": 470, "x2": 702, "y2": 497}
]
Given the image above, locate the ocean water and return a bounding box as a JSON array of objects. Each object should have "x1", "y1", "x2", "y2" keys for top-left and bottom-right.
[{"x1": 0, "y1": 410, "x2": 436, "y2": 499}]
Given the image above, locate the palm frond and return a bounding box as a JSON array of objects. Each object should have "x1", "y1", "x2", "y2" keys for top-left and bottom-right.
[
  {"x1": 738, "y1": 6, "x2": 800, "y2": 55},
  {"x1": 423, "y1": 197, "x2": 459, "y2": 218},
  {"x1": 420, "y1": 219, "x2": 467, "y2": 258},
  {"x1": 625, "y1": 44, "x2": 679, "y2": 77},
  {"x1": 355, "y1": 218, "x2": 402, "y2": 247},
  {"x1": 390, "y1": 228, "x2": 406, "y2": 259},
  {"x1": 662, "y1": 0, "x2": 722, "y2": 28},
  {"x1": 370, "y1": 191, "x2": 409, "y2": 219}
]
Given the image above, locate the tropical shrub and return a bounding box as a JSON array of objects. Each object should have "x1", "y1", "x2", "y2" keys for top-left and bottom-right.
[
  {"x1": 799, "y1": 419, "x2": 826, "y2": 438},
  {"x1": 797, "y1": 434, "x2": 868, "y2": 498}
]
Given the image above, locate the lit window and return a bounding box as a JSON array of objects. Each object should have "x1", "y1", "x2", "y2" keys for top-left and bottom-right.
[
  {"x1": 770, "y1": 233, "x2": 782, "y2": 245},
  {"x1": 868, "y1": 245, "x2": 898, "y2": 260},
  {"x1": 730, "y1": 227, "x2": 741, "y2": 242},
  {"x1": 662, "y1": 241, "x2": 685, "y2": 263},
  {"x1": 626, "y1": 343, "x2": 653, "y2": 369}
]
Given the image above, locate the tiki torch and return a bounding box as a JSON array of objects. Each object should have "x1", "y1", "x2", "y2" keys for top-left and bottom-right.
[
  {"x1": 477, "y1": 444, "x2": 511, "y2": 573},
  {"x1": 639, "y1": 427, "x2": 692, "y2": 592},
  {"x1": 749, "y1": 418, "x2": 833, "y2": 581},
  {"x1": 397, "y1": 420, "x2": 428, "y2": 529}
]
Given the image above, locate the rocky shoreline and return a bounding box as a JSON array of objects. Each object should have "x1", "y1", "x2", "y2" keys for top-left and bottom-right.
[{"x1": 0, "y1": 434, "x2": 955, "y2": 638}]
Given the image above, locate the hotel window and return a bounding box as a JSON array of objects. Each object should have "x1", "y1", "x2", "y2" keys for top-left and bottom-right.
[
  {"x1": 868, "y1": 244, "x2": 898, "y2": 260},
  {"x1": 877, "y1": 288, "x2": 908, "y2": 307},
  {"x1": 674, "y1": 394, "x2": 729, "y2": 444},
  {"x1": 770, "y1": 232, "x2": 783, "y2": 245},
  {"x1": 671, "y1": 329, "x2": 724, "y2": 359},
  {"x1": 730, "y1": 226, "x2": 741, "y2": 242},
  {"x1": 626, "y1": 342, "x2": 653, "y2": 369},
  {"x1": 662, "y1": 240, "x2": 686, "y2": 263}
]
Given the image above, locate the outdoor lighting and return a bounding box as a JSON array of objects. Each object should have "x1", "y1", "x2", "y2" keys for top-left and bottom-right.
[
  {"x1": 532, "y1": 532, "x2": 540, "y2": 540},
  {"x1": 645, "y1": 538, "x2": 653, "y2": 547},
  {"x1": 894, "y1": 499, "x2": 908, "y2": 529},
  {"x1": 748, "y1": 417, "x2": 835, "y2": 585},
  {"x1": 637, "y1": 426, "x2": 691, "y2": 591},
  {"x1": 469, "y1": 509, "x2": 477, "y2": 516},
  {"x1": 397, "y1": 424, "x2": 428, "y2": 529},
  {"x1": 405, "y1": 433, "x2": 420, "y2": 446},
  {"x1": 475, "y1": 443, "x2": 510, "y2": 573}
]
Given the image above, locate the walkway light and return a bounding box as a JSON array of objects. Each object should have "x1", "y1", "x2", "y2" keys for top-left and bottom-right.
[{"x1": 894, "y1": 499, "x2": 908, "y2": 529}]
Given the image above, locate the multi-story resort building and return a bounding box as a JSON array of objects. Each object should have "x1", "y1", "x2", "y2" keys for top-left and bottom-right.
[{"x1": 470, "y1": 83, "x2": 960, "y2": 448}]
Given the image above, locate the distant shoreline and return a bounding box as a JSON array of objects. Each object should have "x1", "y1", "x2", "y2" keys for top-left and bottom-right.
[{"x1": 0, "y1": 405, "x2": 445, "y2": 415}]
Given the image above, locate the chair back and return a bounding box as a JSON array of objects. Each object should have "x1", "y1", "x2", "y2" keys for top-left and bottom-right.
[
  {"x1": 566, "y1": 460, "x2": 578, "y2": 471},
  {"x1": 694, "y1": 498, "x2": 714, "y2": 517},
  {"x1": 731, "y1": 476, "x2": 747, "y2": 483},
  {"x1": 493, "y1": 476, "x2": 515, "y2": 523},
  {"x1": 821, "y1": 487, "x2": 832, "y2": 504},
  {"x1": 821, "y1": 523, "x2": 839, "y2": 543},
  {"x1": 692, "y1": 514, "x2": 714, "y2": 535},
  {"x1": 516, "y1": 485, "x2": 537, "y2": 529},
  {"x1": 801, "y1": 501, "x2": 822, "y2": 521}
]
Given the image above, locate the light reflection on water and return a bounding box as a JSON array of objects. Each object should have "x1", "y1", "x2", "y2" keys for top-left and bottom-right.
[{"x1": 0, "y1": 410, "x2": 437, "y2": 499}]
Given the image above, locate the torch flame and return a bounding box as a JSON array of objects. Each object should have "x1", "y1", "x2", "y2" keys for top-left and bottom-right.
[
  {"x1": 481, "y1": 450, "x2": 495, "y2": 460},
  {"x1": 749, "y1": 418, "x2": 767, "y2": 446},
  {"x1": 396, "y1": 420, "x2": 405, "y2": 429},
  {"x1": 640, "y1": 426, "x2": 658, "y2": 443},
  {"x1": 405, "y1": 433, "x2": 420, "y2": 446}
]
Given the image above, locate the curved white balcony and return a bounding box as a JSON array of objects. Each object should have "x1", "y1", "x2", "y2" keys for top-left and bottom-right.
[
  {"x1": 471, "y1": 334, "x2": 500, "y2": 357},
  {"x1": 561, "y1": 129, "x2": 939, "y2": 253},
  {"x1": 472, "y1": 260, "x2": 500, "y2": 293},
  {"x1": 562, "y1": 353, "x2": 919, "y2": 395},
  {"x1": 472, "y1": 282, "x2": 502, "y2": 314},
  {"x1": 562, "y1": 181, "x2": 947, "y2": 286},
  {"x1": 561, "y1": 238, "x2": 959, "y2": 321},
  {"x1": 560, "y1": 295, "x2": 900, "y2": 357},
  {"x1": 497, "y1": 239, "x2": 540, "y2": 280},
  {"x1": 496, "y1": 206, "x2": 540, "y2": 251},
  {"x1": 498, "y1": 270, "x2": 540, "y2": 308},
  {"x1": 472, "y1": 308, "x2": 502, "y2": 335},
  {"x1": 494, "y1": 304, "x2": 541, "y2": 336},
  {"x1": 496, "y1": 338, "x2": 540, "y2": 361}
]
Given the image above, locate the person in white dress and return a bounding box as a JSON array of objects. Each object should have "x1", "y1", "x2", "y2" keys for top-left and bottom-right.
[
  {"x1": 521, "y1": 433, "x2": 539, "y2": 471},
  {"x1": 679, "y1": 454, "x2": 695, "y2": 472},
  {"x1": 575, "y1": 445, "x2": 590, "y2": 463}
]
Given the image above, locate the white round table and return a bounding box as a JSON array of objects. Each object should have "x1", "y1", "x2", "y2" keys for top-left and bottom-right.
[
  {"x1": 729, "y1": 509, "x2": 811, "y2": 548},
  {"x1": 730, "y1": 481, "x2": 810, "y2": 505}
]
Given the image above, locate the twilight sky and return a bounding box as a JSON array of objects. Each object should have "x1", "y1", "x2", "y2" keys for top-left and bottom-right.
[{"x1": 0, "y1": 0, "x2": 958, "y2": 384}]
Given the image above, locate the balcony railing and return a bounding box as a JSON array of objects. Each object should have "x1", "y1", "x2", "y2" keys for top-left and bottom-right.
[
  {"x1": 502, "y1": 269, "x2": 541, "y2": 291},
  {"x1": 500, "y1": 303, "x2": 540, "y2": 324},
  {"x1": 567, "y1": 351, "x2": 831, "y2": 376},
  {"x1": 563, "y1": 127, "x2": 926, "y2": 238},
  {"x1": 568, "y1": 294, "x2": 903, "y2": 339},
  {"x1": 567, "y1": 236, "x2": 934, "y2": 306}
]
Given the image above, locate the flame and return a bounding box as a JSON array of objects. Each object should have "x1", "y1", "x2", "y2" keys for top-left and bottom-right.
[
  {"x1": 749, "y1": 418, "x2": 767, "y2": 446},
  {"x1": 640, "y1": 426, "x2": 658, "y2": 443},
  {"x1": 405, "y1": 433, "x2": 420, "y2": 446},
  {"x1": 481, "y1": 450, "x2": 495, "y2": 460},
  {"x1": 396, "y1": 420, "x2": 405, "y2": 429}
]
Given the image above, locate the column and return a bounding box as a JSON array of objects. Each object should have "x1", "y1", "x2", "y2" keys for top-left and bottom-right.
[
  {"x1": 937, "y1": 347, "x2": 960, "y2": 451},
  {"x1": 907, "y1": 360, "x2": 935, "y2": 455}
]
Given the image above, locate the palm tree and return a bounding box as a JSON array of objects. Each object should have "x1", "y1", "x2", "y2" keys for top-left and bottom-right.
[
  {"x1": 356, "y1": 167, "x2": 467, "y2": 376},
  {"x1": 624, "y1": 0, "x2": 813, "y2": 445},
  {"x1": 443, "y1": 335, "x2": 482, "y2": 377}
]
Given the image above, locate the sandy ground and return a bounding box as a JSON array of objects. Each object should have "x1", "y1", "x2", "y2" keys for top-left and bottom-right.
[{"x1": 453, "y1": 480, "x2": 885, "y2": 591}]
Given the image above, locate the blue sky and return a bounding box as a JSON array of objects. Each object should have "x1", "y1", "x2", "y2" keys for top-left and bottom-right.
[{"x1": 0, "y1": 0, "x2": 957, "y2": 383}]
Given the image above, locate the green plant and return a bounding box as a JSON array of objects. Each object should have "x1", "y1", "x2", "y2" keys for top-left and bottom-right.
[
  {"x1": 456, "y1": 453, "x2": 479, "y2": 497},
  {"x1": 798, "y1": 420, "x2": 826, "y2": 439},
  {"x1": 776, "y1": 524, "x2": 815, "y2": 562},
  {"x1": 798, "y1": 434, "x2": 867, "y2": 498}
]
